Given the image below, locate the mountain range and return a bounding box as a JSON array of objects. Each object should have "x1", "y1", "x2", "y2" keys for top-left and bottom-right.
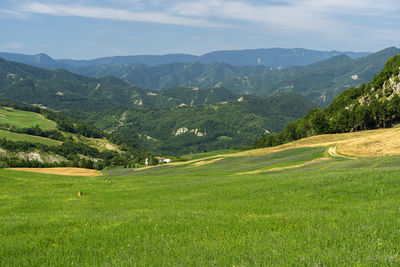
[
  {"x1": 1, "y1": 46, "x2": 399, "y2": 154},
  {"x1": 70, "y1": 47, "x2": 400, "y2": 106},
  {"x1": 0, "y1": 47, "x2": 369, "y2": 69},
  {"x1": 3, "y1": 47, "x2": 394, "y2": 107},
  {"x1": 0, "y1": 58, "x2": 316, "y2": 154}
]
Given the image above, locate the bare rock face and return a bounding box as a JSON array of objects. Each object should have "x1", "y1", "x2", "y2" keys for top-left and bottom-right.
[
  {"x1": 356, "y1": 71, "x2": 400, "y2": 106},
  {"x1": 174, "y1": 127, "x2": 206, "y2": 137},
  {"x1": 18, "y1": 152, "x2": 44, "y2": 163},
  {"x1": 383, "y1": 74, "x2": 400, "y2": 100},
  {"x1": 174, "y1": 127, "x2": 188, "y2": 136}
]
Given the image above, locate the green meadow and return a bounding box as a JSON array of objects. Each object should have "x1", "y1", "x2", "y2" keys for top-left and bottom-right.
[
  {"x1": 0, "y1": 107, "x2": 56, "y2": 130},
  {"x1": 1, "y1": 147, "x2": 400, "y2": 265},
  {"x1": 0, "y1": 130, "x2": 62, "y2": 146}
]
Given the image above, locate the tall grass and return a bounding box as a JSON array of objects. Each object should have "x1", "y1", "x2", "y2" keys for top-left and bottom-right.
[{"x1": 1, "y1": 147, "x2": 400, "y2": 265}]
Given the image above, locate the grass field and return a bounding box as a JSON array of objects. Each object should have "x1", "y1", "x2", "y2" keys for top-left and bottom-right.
[
  {"x1": 2, "y1": 143, "x2": 400, "y2": 265},
  {"x1": 0, "y1": 129, "x2": 62, "y2": 146},
  {"x1": 0, "y1": 107, "x2": 56, "y2": 130}
]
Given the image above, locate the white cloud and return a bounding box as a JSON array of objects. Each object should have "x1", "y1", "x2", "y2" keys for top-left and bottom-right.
[
  {"x1": 10, "y1": 0, "x2": 400, "y2": 50},
  {"x1": 171, "y1": 0, "x2": 341, "y2": 33},
  {"x1": 14, "y1": 0, "x2": 400, "y2": 33},
  {"x1": 0, "y1": 8, "x2": 29, "y2": 19},
  {"x1": 168, "y1": 0, "x2": 400, "y2": 42},
  {"x1": 20, "y1": 2, "x2": 225, "y2": 27}
]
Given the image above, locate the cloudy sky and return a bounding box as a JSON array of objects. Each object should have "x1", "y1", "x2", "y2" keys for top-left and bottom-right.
[{"x1": 1, "y1": 0, "x2": 399, "y2": 59}]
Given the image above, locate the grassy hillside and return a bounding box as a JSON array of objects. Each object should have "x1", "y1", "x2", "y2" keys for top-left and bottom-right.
[
  {"x1": 2, "y1": 128, "x2": 400, "y2": 265},
  {"x1": 0, "y1": 130, "x2": 61, "y2": 146},
  {"x1": 0, "y1": 107, "x2": 56, "y2": 130},
  {"x1": 0, "y1": 105, "x2": 152, "y2": 169}
]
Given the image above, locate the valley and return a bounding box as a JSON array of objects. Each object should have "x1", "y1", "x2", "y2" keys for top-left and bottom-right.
[
  {"x1": 2, "y1": 125, "x2": 400, "y2": 265},
  {"x1": 1, "y1": 46, "x2": 400, "y2": 265},
  {"x1": 3, "y1": 0, "x2": 400, "y2": 264},
  {"x1": 0, "y1": 58, "x2": 317, "y2": 154}
]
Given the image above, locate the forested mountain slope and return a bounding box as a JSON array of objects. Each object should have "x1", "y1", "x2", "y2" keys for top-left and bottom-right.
[
  {"x1": 220, "y1": 47, "x2": 400, "y2": 105},
  {"x1": 72, "y1": 62, "x2": 273, "y2": 91},
  {"x1": 1, "y1": 48, "x2": 394, "y2": 108},
  {"x1": 63, "y1": 48, "x2": 398, "y2": 106},
  {"x1": 69, "y1": 94, "x2": 316, "y2": 155},
  {"x1": 253, "y1": 53, "x2": 400, "y2": 149},
  {"x1": 0, "y1": 58, "x2": 316, "y2": 155}
]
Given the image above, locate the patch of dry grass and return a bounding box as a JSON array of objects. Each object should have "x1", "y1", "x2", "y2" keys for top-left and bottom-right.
[
  {"x1": 235, "y1": 128, "x2": 400, "y2": 158},
  {"x1": 236, "y1": 157, "x2": 330, "y2": 175},
  {"x1": 7, "y1": 167, "x2": 101, "y2": 176},
  {"x1": 187, "y1": 157, "x2": 224, "y2": 168}
]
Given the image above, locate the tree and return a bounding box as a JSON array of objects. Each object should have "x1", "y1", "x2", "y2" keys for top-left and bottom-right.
[{"x1": 309, "y1": 109, "x2": 329, "y2": 135}]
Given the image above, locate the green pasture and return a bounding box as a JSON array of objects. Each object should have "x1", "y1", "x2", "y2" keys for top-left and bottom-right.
[
  {"x1": 1, "y1": 147, "x2": 400, "y2": 265},
  {"x1": 0, "y1": 130, "x2": 62, "y2": 146},
  {"x1": 0, "y1": 107, "x2": 56, "y2": 130}
]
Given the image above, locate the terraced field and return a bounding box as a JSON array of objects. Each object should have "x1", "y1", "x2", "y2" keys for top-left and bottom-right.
[{"x1": 2, "y1": 128, "x2": 400, "y2": 265}]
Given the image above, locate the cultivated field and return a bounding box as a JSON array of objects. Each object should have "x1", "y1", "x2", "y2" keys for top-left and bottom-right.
[{"x1": 2, "y1": 128, "x2": 400, "y2": 265}]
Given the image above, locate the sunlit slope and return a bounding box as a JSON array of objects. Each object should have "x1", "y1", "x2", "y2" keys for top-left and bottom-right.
[
  {"x1": 0, "y1": 129, "x2": 62, "y2": 146},
  {"x1": 161, "y1": 127, "x2": 400, "y2": 172},
  {"x1": 0, "y1": 106, "x2": 118, "y2": 151},
  {"x1": 0, "y1": 107, "x2": 56, "y2": 130},
  {"x1": 236, "y1": 127, "x2": 400, "y2": 158},
  {"x1": 114, "y1": 127, "x2": 400, "y2": 175}
]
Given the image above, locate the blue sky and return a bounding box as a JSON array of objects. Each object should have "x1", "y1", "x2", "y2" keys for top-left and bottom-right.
[{"x1": 1, "y1": 0, "x2": 400, "y2": 59}]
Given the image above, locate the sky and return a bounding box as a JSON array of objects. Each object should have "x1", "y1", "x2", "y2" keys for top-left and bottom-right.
[{"x1": 1, "y1": 0, "x2": 400, "y2": 59}]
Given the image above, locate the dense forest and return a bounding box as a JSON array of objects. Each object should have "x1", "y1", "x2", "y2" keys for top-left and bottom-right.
[{"x1": 67, "y1": 94, "x2": 316, "y2": 155}]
